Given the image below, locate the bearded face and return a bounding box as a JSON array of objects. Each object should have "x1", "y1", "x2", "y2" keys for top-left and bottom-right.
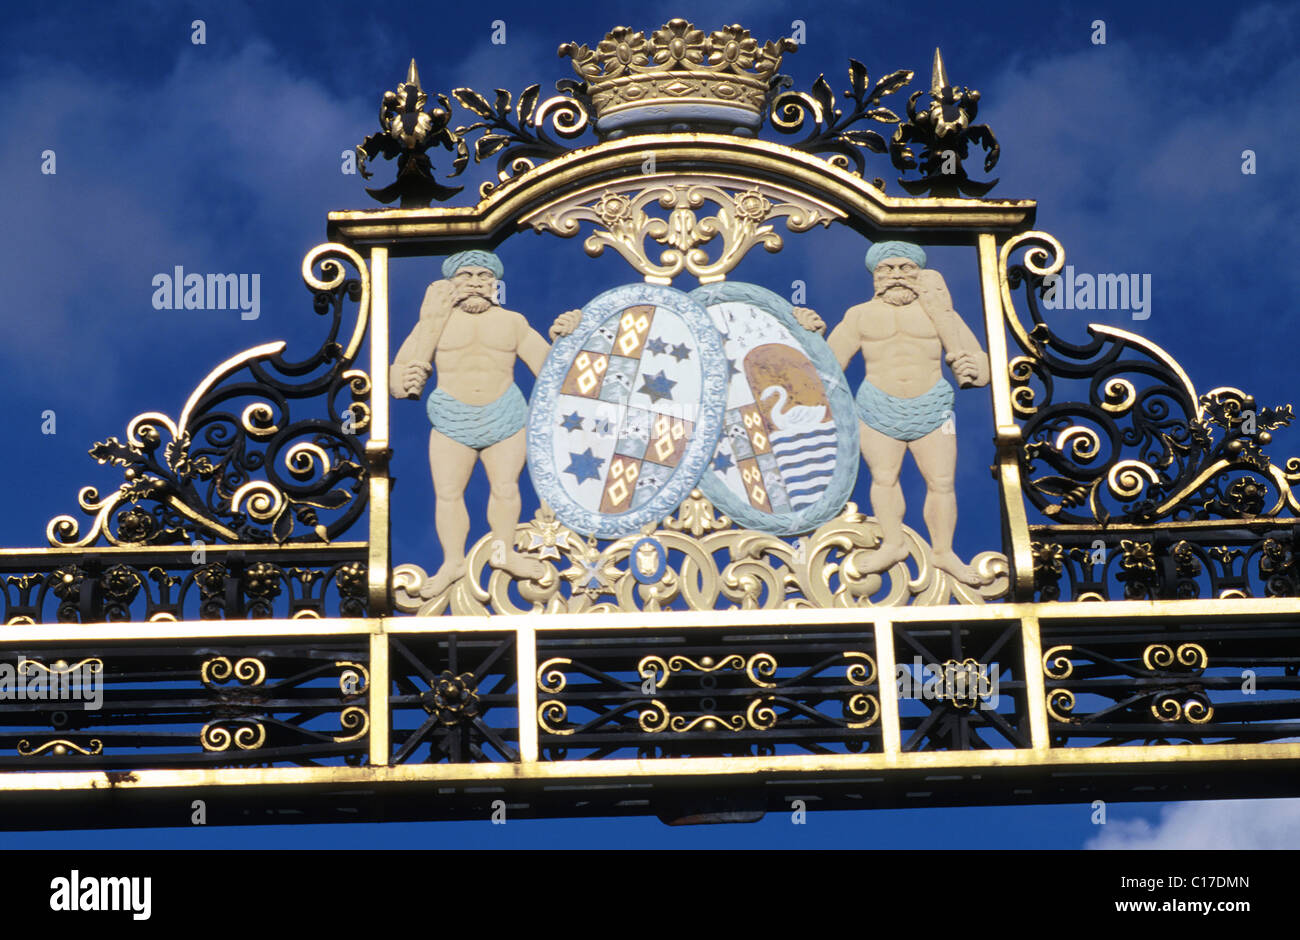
[
  {"x1": 451, "y1": 266, "x2": 498, "y2": 314},
  {"x1": 457, "y1": 294, "x2": 492, "y2": 314},
  {"x1": 873, "y1": 258, "x2": 921, "y2": 306}
]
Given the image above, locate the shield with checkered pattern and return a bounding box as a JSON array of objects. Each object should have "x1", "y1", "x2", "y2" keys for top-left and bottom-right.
[{"x1": 527, "y1": 283, "x2": 727, "y2": 538}]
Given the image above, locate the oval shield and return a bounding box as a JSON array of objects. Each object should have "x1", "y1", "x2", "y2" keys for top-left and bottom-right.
[
  {"x1": 527, "y1": 283, "x2": 727, "y2": 539},
  {"x1": 690, "y1": 282, "x2": 859, "y2": 535}
]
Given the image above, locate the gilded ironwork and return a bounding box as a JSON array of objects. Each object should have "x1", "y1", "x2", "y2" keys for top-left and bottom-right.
[
  {"x1": 1029, "y1": 529, "x2": 1300, "y2": 602},
  {"x1": 1, "y1": 551, "x2": 368, "y2": 623},
  {"x1": 200, "y1": 656, "x2": 266, "y2": 687},
  {"x1": 893, "y1": 618, "x2": 1028, "y2": 750},
  {"x1": 388, "y1": 636, "x2": 520, "y2": 764},
  {"x1": 523, "y1": 175, "x2": 840, "y2": 283},
  {"x1": 997, "y1": 230, "x2": 1300, "y2": 601},
  {"x1": 533, "y1": 632, "x2": 881, "y2": 758},
  {"x1": 333, "y1": 707, "x2": 370, "y2": 743},
  {"x1": 394, "y1": 492, "x2": 1009, "y2": 615},
  {"x1": 349, "y1": 23, "x2": 1003, "y2": 203},
  {"x1": 1036, "y1": 621, "x2": 1300, "y2": 746},
  {"x1": 5, "y1": 16, "x2": 1300, "y2": 832},
  {"x1": 936, "y1": 658, "x2": 988, "y2": 709},
  {"x1": 1034, "y1": 621, "x2": 1289, "y2": 748},
  {"x1": 0, "y1": 643, "x2": 369, "y2": 768},
  {"x1": 421, "y1": 671, "x2": 481, "y2": 726},
  {"x1": 47, "y1": 244, "x2": 371, "y2": 549},
  {"x1": 769, "y1": 58, "x2": 912, "y2": 184},
  {"x1": 336, "y1": 661, "x2": 369, "y2": 696},
  {"x1": 450, "y1": 82, "x2": 594, "y2": 197},
  {"x1": 889, "y1": 49, "x2": 999, "y2": 196},
  {"x1": 18, "y1": 739, "x2": 103, "y2": 757},
  {"x1": 200, "y1": 720, "x2": 267, "y2": 752},
  {"x1": 17, "y1": 657, "x2": 103, "y2": 679},
  {"x1": 1002, "y1": 232, "x2": 1298, "y2": 528},
  {"x1": 560, "y1": 20, "x2": 796, "y2": 137},
  {"x1": 357, "y1": 59, "x2": 468, "y2": 206}
]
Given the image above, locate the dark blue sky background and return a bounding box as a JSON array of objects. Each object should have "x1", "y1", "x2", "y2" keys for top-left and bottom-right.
[{"x1": 2, "y1": 0, "x2": 1297, "y2": 847}]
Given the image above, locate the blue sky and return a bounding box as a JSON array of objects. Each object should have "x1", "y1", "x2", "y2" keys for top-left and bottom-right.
[{"x1": 2, "y1": 0, "x2": 1298, "y2": 847}]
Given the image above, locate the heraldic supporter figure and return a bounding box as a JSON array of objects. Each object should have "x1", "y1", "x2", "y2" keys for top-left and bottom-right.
[
  {"x1": 791, "y1": 240, "x2": 994, "y2": 586},
  {"x1": 390, "y1": 251, "x2": 581, "y2": 598}
]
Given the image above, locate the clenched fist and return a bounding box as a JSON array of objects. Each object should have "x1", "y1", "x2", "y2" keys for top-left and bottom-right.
[
  {"x1": 549, "y1": 308, "x2": 582, "y2": 340},
  {"x1": 792, "y1": 306, "x2": 825, "y2": 334},
  {"x1": 945, "y1": 351, "x2": 989, "y2": 388},
  {"x1": 390, "y1": 361, "x2": 431, "y2": 400}
]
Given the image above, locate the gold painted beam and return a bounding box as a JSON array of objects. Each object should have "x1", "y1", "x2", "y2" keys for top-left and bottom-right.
[
  {"x1": 327, "y1": 136, "x2": 1036, "y2": 255},
  {"x1": 3, "y1": 739, "x2": 1299, "y2": 794},
  {"x1": 0, "y1": 542, "x2": 368, "y2": 560},
  {"x1": 1020, "y1": 613, "x2": 1049, "y2": 751},
  {"x1": 515, "y1": 623, "x2": 538, "y2": 763},
  {"x1": 0, "y1": 618, "x2": 375, "y2": 643},
  {"x1": 367, "y1": 246, "x2": 392, "y2": 617},
  {"x1": 978, "y1": 232, "x2": 1035, "y2": 600},
  {"x1": 873, "y1": 617, "x2": 902, "y2": 758},
  {"x1": 369, "y1": 632, "x2": 389, "y2": 767},
  {"x1": 0, "y1": 595, "x2": 1297, "y2": 643}
]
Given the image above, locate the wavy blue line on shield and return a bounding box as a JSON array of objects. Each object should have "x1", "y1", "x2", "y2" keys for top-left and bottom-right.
[{"x1": 689, "y1": 281, "x2": 859, "y2": 536}]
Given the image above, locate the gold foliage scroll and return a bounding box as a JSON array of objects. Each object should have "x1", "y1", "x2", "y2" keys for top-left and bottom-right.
[
  {"x1": 521, "y1": 175, "x2": 842, "y2": 284},
  {"x1": 395, "y1": 491, "x2": 1008, "y2": 616}
]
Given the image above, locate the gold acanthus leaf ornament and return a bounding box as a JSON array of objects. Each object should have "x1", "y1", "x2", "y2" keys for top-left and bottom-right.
[
  {"x1": 394, "y1": 491, "x2": 1009, "y2": 616},
  {"x1": 522, "y1": 176, "x2": 843, "y2": 284}
]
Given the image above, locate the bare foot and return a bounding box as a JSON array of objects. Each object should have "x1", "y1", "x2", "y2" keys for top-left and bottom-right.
[
  {"x1": 934, "y1": 550, "x2": 991, "y2": 586},
  {"x1": 420, "y1": 559, "x2": 468, "y2": 599},
  {"x1": 492, "y1": 550, "x2": 547, "y2": 582},
  {"x1": 860, "y1": 540, "x2": 910, "y2": 574}
]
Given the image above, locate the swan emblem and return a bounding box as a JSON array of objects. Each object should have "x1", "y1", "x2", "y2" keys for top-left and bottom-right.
[{"x1": 759, "y1": 385, "x2": 829, "y2": 430}]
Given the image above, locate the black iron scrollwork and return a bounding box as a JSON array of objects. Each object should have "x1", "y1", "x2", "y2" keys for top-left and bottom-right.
[
  {"x1": 769, "y1": 60, "x2": 913, "y2": 185},
  {"x1": 1003, "y1": 234, "x2": 1297, "y2": 528},
  {"x1": 49, "y1": 245, "x2": 370, "y2": 548},
  {"x1": 451, "y1": 82, "x2": 595, "y2": 196}
]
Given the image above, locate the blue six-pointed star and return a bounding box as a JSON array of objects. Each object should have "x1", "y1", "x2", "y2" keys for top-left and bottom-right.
[
  {"x1": 669, "y1": 342, "x2": 692, "y2": 362},
  {"x1": 564, "y1": 447, "x2": 605, "y2": 485},
  {"x1": 713, "y1": 451, "x2": 734, "y2": 472},
  {"x1": 645, "y1": 337, "x2": 669, "y2": 355},
  {"x1": 561, "y1": 411, "x2": 584, "y2": 432},
  {"x1": 638, "y1": 369, "x2": 677, "y2": 404}
]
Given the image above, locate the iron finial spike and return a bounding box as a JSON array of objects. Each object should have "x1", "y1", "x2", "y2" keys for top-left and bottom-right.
[
  {"x1": 931, "y1": 47, "x2": 949, "y2": 98},
  {"x1": 406, "y1": 58, "x2": 421, "y2": 89}
]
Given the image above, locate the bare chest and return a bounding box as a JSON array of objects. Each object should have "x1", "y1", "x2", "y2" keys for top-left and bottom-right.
[
  {"x1": 857, "y1": 300, "x2": 938, "y2": 342},
  {"x1": 438, "y1": 308, "x2": 517, "y2": 354}
]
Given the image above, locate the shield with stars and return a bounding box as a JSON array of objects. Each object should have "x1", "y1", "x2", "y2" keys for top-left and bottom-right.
[
  {"x1": 527, "y1": 282, "x2": 727, "y2": 538},
  {"x1": 689, "y1": 282, "x2": 859, "y2": 536}
]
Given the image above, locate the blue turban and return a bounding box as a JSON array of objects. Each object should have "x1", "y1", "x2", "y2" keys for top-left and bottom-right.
[
  {"x1": 441, "y1": 250, "x2": 503, "y2": 279},
  {"x1": 865, "y1": 241, "x2": 926, "y2": 273}
]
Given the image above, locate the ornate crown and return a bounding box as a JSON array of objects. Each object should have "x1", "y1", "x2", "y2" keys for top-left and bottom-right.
[{"x1": 559, "y1": 20, "x2": 797, "y2": 138}]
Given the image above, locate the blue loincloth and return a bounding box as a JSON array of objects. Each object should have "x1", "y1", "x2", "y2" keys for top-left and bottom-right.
[
  {"x1": 426, "y1": 384, "x2": 527, "y2": 449},
  {"x1": 855, "y1": 377, "x2": 954, "y2": 442}
]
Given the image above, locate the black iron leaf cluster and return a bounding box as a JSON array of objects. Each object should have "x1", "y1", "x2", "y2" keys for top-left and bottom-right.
[
  {"x1": 451, "y1": 81, "x2": 594, "y2": 195},
  {"x1": 768, "y1": 60, "x2": 913, "y2": 184},
  {"x1": 356, "y1": 62, "x2": 466, "y2": 207},
  {"x1": 890, "y1": 83, "x2": 999, "y2": 196}
]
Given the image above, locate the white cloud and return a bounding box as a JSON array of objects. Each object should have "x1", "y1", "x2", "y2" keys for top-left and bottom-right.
[
  {"x1": 0, "y1": 38, "x2": 372, "y2": 406},
  {"x1": 1087, "y1": 798, "x2": 1300, "y2": 849}
]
